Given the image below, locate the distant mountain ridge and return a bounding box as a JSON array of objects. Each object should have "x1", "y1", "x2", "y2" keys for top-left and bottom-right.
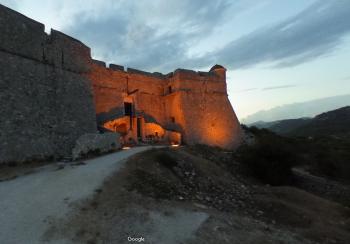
[
  {"x1": 242, "y1": 94, "x2": 350, "y2": 124},
  {"x1": 253, "y1": 106, "x2": 350, "y2": 137},
  {"x1": 251, "y1": 118, "x2": 311, "y2": 135}
]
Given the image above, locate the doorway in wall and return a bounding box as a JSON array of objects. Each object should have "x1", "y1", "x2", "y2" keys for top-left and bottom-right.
[
  {"x1": 124, "y1": 102, "x2": 133, "y2": 129},
  {"x1": 124, "y1": 102, "x2": 132, "y2": 115},
  {"x1": 137, "y1": 118, "x2": 142, "y2": 140}
]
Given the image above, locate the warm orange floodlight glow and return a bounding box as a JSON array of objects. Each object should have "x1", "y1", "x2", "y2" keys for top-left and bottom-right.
[
  {"x1": 170, "y1": 142, "x2": 180, "y2": 147},
  {"x1": 90, "y1": 61, "x2": 240, "y2": 150}
]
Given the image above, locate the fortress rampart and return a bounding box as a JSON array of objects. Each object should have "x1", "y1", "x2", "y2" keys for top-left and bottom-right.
[
  {"x1": 90, "y1": 61, "x2": 242, "y2": 149},
  {"x1": 0, "y1": 4, "x2": 242, "y2": 164},
  {"x1": 0, "y1": 4, "x2": 96, "y2": 163}
]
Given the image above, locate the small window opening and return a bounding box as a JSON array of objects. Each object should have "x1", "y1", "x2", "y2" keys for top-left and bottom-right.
[
  {"x1": 168, "y1": 86, "x2": 172, "y2": 94},
  {"x1": 124, "y1": 102, "x2": 132, "y2": 116},
  {"x1": 171, "y1": 116, "x2": 175, "y2": 123}
]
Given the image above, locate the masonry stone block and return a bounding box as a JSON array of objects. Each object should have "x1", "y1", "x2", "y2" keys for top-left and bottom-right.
[{"x1": 72, "y1": 132, "x2": 121, "y2": 160}]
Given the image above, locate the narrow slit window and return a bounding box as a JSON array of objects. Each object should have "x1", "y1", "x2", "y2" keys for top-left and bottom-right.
[{"x1": 124, "y1": 102, "x2": 132, "y2": 116}]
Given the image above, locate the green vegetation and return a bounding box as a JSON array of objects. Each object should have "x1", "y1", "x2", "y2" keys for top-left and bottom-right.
[
  {"x1": 236, "y1": 126, "x2": 298, "y2": 185},
  {"x1": 303, "y1": 136, "x2": 350, "y2": 180},
  {"x1": 238, "y1": 125, "x2": 350, "y2": 184}
]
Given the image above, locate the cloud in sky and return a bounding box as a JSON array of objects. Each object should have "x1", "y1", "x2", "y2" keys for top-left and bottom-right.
[
  {"x1": 64, "y1": 0, "x2": 241, "y2": 71},
  {"x1": 232, "y1": 88, "x2": 259, "y2": 93},
  {"x1": 262, "y1": 85, "x2": 297, "y2": 91},
  {"x1": 2, "y1": 0, "x2": 350, "y2": 72},
  {"x1": 232, "y1": 84, "x2": 297, "y2": 93},
  {"x1": 213, "y1": 0, "x2": 350, "y2": 69},
  {"x1": 63, "y1": 0, "x2": 350, "y2": 72}
]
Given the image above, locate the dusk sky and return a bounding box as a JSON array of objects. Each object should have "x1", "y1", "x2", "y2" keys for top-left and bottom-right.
[{"x1": 2, "y1": 0, "x2": 350, "y2": 119}]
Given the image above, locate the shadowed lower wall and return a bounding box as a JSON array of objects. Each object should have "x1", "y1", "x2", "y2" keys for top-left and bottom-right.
[{"x1": 0, "y1": 4, "x2": 97, "y2": 163}]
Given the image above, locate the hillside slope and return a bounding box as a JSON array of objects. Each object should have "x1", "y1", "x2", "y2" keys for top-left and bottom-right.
[
  {"x1": 289, "y1": 106, "x2": 350, "y2": 137},
  {"x1": 251, "y1": 118, "x2": 311, "y2": 135},
  {"x1": 253, "y1": 106, "x2": 350, "y2": 137}
]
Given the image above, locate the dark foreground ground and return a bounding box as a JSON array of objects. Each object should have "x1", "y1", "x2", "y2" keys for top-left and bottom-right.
[{"x1": 43, "y1": 146, "x2": 350, "y2": 244}]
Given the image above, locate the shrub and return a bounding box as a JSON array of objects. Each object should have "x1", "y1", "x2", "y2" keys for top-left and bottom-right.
[
  {"x1": 310, "y1": 139, "x2": 350, "y2": 181},
  {"x1": 237, "y1": 129, "x2": 297, "y2": 185},
  {"x1": 155, "y1": 151, "x2": 178, "y2": 169},
  {"x1": 239, "y1": 126, "x2": 350, "y2": 183}
]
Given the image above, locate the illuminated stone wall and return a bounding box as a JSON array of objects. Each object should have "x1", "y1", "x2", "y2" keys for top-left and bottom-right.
[
  {"x1": 0, "y1": 4, "x2": 97, "y2": 163},
  {"x1": 90, "y1": 63, "x2": 167, "y2": 126},
  {"x1": 163, "y1": 67, "x2": 242, "y2": 149},
  {"x1": 90, "y1": 64, "x2": 242, "y2": 149},
  {"x1": 0, "y1": 3, "x2": 242, "y2": 165}
]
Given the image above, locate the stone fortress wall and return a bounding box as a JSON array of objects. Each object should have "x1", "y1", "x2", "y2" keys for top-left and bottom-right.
[
  {"x1": 0, "y1": 4, "x2": 242, "y2": 164},
  {"x1": 0, "y1": 4, "x2": 97, "y2": 163},
  {"x1": 90, "y1": 61, "x2": 242, "y2": 149}
]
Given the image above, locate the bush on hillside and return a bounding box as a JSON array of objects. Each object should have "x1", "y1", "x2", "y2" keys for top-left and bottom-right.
[
  {"x1": 237, "y1": 127, "x2": 297, "y2": 185},
  {"x1": 155, "y1": 151, "x2": 178, "y2": 169},
  {"x1": 310, "y1": 139, "x2": 350, "y2": 181}
]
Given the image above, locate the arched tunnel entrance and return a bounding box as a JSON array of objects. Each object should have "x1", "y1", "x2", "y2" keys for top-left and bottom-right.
[{"x1": 102, "y1": 116, "x2": 181, "y2": 146}]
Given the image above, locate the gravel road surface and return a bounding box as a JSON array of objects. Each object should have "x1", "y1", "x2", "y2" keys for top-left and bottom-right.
[{"x1": 0, "y1": 146, "x2": 154, "y2": 244}]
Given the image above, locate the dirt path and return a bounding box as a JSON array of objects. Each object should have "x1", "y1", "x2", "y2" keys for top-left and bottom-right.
[
  {"x1": 0, "y1": 146, "x2": 155, "y2": 244},
  {"x1": 59, "y1": 147, "x2": 350, "y2": 244}
]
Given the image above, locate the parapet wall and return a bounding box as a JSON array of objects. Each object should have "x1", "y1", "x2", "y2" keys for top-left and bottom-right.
[
  {"x1": 0, "y1": 4, "x2": 91, "y2": 73},
  {"x1": 43, "y1": 30, "x2": 91, "y2": 73},
  {"x1": 0, "y1": 4, "x2": 45, "y2": 61},
  {"x1": 0, "y1": 4, "x2": 97, "y2": 163}
]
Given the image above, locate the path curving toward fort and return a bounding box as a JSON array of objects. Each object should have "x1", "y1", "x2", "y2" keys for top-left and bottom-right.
[{"x1": 0, "y1": 146, "x2": 155, "y2": 244}]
